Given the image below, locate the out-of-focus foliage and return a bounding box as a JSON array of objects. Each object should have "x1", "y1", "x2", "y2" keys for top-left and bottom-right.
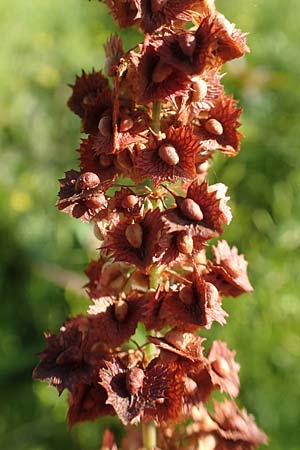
[{"x1": 0, "y1": 0, "x2": 299, "y2": 449}]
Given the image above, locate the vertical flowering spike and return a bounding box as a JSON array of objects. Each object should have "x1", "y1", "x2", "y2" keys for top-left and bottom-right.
[{"x1": 33, "y1": 1, "x2": 267, "y2": 448}]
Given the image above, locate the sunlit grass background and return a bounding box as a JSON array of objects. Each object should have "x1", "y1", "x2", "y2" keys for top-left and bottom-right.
[{"x1": 0, "y1": 0, "x2": 300, "y2": 449}]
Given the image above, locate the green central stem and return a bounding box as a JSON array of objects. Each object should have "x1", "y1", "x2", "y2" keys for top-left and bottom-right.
[
  {"x1": 141, "y1": 101, "x2": 162, "y2": 450},
  {"x1": 142, "y1": 421, "x2": 157, "y2": 450},
  {"x1": 142, "y1": 264, "x2": 160, "y2": 449},
  {"x1": 149, "y1": 266, "x2": 160, "y2": 290},
  {"x1": 151, "y1": 101, "x2": 161, "y2": 133}
]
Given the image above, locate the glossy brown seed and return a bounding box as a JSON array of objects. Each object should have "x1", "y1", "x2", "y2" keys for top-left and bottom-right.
[
  {"x1": 125, "y1": 223, "x2": 143, "y2": 248},
  {"x1": 119, "y1": 117, "x2": 134, "y2": 133},
  {"x1": 121, "y1": 194, "x2": 139, "y2": 209},
  {"x1": 98, "y1": 115, "x2": 113, "y2": 137},
  {"x1": 75, "y1": 172, "x2": 100, "y2": 192},
  {"x1": 126, "y1": 367, "x2": 145, "y2": 395},
  {"x1": 212, "y1": 357, "x2": 231, "y2": 377},
  {"x1": 179, "y1": 33, "x2": 196, "y2": 57},
  {"x1": 179, "y1": 286, "x2": 195, "y2": 305},
  {"x1": 176, "y1": 233, "x2": 194, "y2": 255},
  {"x1": 179, "y1": 198, "x2": 204, "y2": 221},
  {"x1": 85, "y1": 193, "x2": 106, "y2": 209},
  {"x1": 152, "y1": 61, "x2": 173, "y2": 83},
  {"x1": 158, "y1": 143, "x2": 180, "y2": 166},
  {"x1": 114, "y1": 299, "x2": 129, "y2": 322},
  {"x1": 204, "y1": 118, "x2": 223, "y2": 136}
]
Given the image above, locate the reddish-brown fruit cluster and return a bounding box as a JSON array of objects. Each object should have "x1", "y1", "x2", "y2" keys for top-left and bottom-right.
[{"x1": 33, "y1": 1, "x2": 267, "y2": 449}]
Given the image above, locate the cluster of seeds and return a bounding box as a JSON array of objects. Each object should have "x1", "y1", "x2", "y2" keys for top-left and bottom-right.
[{"x1": 33, "y1": 1, "x2": 268, "y2": 449}]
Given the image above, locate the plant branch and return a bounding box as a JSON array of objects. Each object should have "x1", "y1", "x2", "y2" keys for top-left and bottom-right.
[{"x1": 151, "y1": 101, "x2": 161, "y2": 133}]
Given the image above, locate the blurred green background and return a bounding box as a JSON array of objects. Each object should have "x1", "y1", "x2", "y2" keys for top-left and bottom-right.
[{"x1": 0, "y1": 0, "x2": 299, "y2": 449}]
